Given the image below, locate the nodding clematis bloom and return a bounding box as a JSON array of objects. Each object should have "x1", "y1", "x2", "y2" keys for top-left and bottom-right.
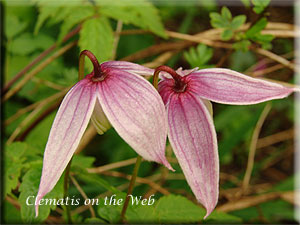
[
  {"x1": 35, "y1": 50, "x2": 173, "y2": 216},
  {"x1": 154, "y1": 65, "x2": 298, "y2": 218}
]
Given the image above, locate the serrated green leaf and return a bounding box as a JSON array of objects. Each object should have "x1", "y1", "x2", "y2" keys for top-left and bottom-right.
[
  {"x1": 34, "y1": 5, "x2": 62, "y2": 34},
  {"x1": 252, "y1": 0, "x2": 270, "y2": 14},
  {"x1": 98, "y1": 0, "x2": 166, "y2": 38},
  {"x1": 5, "y1": 13, "x2": 28, "y2": 39},
  {"x1": 57, "y1": 6, "x2": 94, "y2": 43},
  {"x1": 4, "y1": 142, "x2": 28, "y2": 196},
  {"x1": 221, "y1": 29, "x2": 234, "y2": 41},
  {"x1": 231, "y1": 15, "x2": 246, "y2": 29},
  {"x1": 184, "y1": 44, "x2": 213, "y2": 68},
  {"x1": 210, "y1": 12, "x2": 228, "y2": 28},
  {"x1": 246, "y1": 17, "x2": 267, "y2": 38},
  {"x1": 18, "y1": 164, "x2": 64, "y2": 223},
  {"x1": 221, "y1": 7, "x2": 232, "y2": 21},
  {"x1": 79, "y1": 17, "x2": 114, "y2": 64}
]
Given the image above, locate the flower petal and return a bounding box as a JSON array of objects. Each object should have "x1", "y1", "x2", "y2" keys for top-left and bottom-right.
[
  {"x1": 91, "y1": 100, "x2": 111, "y2": 135},
  {"x1": 97, "y1": 69, "x2": 173, "y2": 170},
  {"x1": 166, "y1": 92, "x2": 219, "y2": 218},
  {"x1": 35, "y1": 78, "x2": 97, "y2": 216},
  {"x1": 188, "y1": 68, "x2": 296, "y2": 104},
  {"x1": 101, "y1": 61, "x2": 154, "y2": 76}
]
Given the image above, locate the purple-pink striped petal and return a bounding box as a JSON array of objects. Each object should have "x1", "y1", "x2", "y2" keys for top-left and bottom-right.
[
  {"x1": 187, "y1": 68, "x2": 296, "y2": 104},
  {"x1": 35, "y1": 78, "x2": 97, "y2": 216},
  {"x1": 166, "y1": 92, "x2": 219, "y2": 219},
  {"x1": 97, "y1": 68, "x2": 173, "y2": 170},
  {"x1": 101, "y1": 61, "x2": 154, "y2": 76}
]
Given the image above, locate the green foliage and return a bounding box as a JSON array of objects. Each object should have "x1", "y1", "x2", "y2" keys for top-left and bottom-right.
[
  {"x1": 184, "y1": 44, "x2": 214, "y2": 68},
  {"x1": 18, "y1": 163, "x2": 64, "y2": 223},
  {"x1": 234, "y1": 17, "x2": 274, "y2": 50},
  {"x1": 210, "y1": 7, "x2": 246, "y2": 41},
  {"x1": 98, "y1": 0, "x2": 166, "y2": 38},
  {"x1": 79, "y1": 17, "x2": 114, "y2": 64},
  {"x1": 4, "y1": 142, "x2": 28, "y2": 196},
  {"x1": 96, "y1": 194, "x2": 241, "y2": 223},
  {"x1": 252, "y1": 0, "x2": 271, "y2": 14}
]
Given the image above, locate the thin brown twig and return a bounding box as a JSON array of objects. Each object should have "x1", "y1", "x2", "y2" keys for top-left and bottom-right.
[
  {"x1": 217, "y1": 191, "x2": 295, "y2": 213},
  {"x1": 17, "y1": 101, "x2": 62, "y2": 141},
  {"x1": 257, "y1": 128, "x2": 294, "y2": 149},
  {"x1": 31, "y1": 77, "x2": 66, "y2": 91},
  {"x1": 242, "y1": 103, "x2": 272, "y2": 191},
  {"x1": 70, "y1": 175, "x2": 96, "y2": 218},
  {"x1": 87, "y1": 158, "x2": 138, "y2": 173},
  {"x1": 2, "y1": 41, "x2": 77, "y2": 102},
  {"x1": 4, "y1": 88, "x2": 68, "y2": 126},
  {"x1": 101, "y1": 170, "x2": 170, "y2": 195}
]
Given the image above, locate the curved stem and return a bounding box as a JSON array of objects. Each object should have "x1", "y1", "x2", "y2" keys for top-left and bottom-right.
[
  {"x1": 153, "y1": 65, "x2": 186, "y2": 91},
  {"x1": 120, "y1": 155, "x2": 142, "y2": 223},
  {"x1": 79, "y1": 50, "x2": 102, "y2": 79}
]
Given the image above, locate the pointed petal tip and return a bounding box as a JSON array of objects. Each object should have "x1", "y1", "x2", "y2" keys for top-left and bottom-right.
[
  {"x1": 160, "y1": 157, "x2": 175, "y2": 171},
  {"x1": 203, "y1": 207, "x2": 214, "y2": 220}
]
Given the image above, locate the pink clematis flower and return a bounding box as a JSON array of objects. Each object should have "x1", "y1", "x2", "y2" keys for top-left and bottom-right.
[
  {"x1": 35, "y1": 51, "x2": 173, "y2": 216},
  {"x1": 155, "y1": 65, "x2": 298, "y2": 218}
]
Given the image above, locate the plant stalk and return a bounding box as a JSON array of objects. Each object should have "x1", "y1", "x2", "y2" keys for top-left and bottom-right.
[{"x1": 120, "y1": 155, "x2": 142, "y2": 222}]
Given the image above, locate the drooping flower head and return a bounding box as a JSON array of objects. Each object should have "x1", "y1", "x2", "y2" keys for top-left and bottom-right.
[
  {"x1": 155, "y1": 65, "x2": 298, "y2": 218},
  {"x1": 35, "y1": 50, "x2": 173, "y2": 216}
]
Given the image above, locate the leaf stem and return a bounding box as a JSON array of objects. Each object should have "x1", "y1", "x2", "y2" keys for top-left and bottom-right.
[{"x1": 120, "y1": 155, "x2": 142, "y2": 222}]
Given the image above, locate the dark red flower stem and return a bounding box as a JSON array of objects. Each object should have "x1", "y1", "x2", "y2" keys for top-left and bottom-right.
[
  {"x1": 79, "y1": 50, "x2": 102, "y2": 80},
  {"x1": 153, "y1": 65, "x2": 186, "y2": 91}
]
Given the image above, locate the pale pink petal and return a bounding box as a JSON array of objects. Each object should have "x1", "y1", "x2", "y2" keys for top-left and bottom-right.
[
  {"x1": 35, "y1": 78, "x2": 97, "y2": 216},
  {"x1": 187, "y1": 68, "x2": 296, "y2": 104},
  {"x1": 97, "y1": 69, "x2": 173, "y2": 170},
  {"x1": 166, "y1": 92, "x2": 219, "y2": 219},
  {"x1": 101, "y1": 61, "x2": 154, "y2": 76},
  {"x1": 91, "y1": 100, "x2": 111, "y2": 135}
]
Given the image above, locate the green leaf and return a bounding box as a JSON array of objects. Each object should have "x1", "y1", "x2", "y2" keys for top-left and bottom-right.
[
  {"x1": 71, "y1": 154, "x2": 96, "y2": 170},
  {"x1": 4, "y1": 142, "x2": 28, "y2": 196},
  {"x1": 221, "y1": 29, "x2": 234, "y2": 41},
  {"x1": 246, "y1": 17, "x2": 267, "y2": 38},
  {"x1": 9, "y1": 33, "x2": 55, "y2": 55},
  {"x1": 98, "y1": 0, "x2": 166, "y2": 38},
  {"x1": 184, "y1": 44, "x2": 213, "y2": 68},
  {"x1": 210, "y1": 12, "x2": 228, "y2": 28},
  {"x1": 221, "y1": 7, "x2": 232, "y2": 21},
  {"x1": 34, "y1": 5, "x2": 62, "y2": 34},
  {"x1": 75, "y1": 171, "x2": 119, "y2": 194},
  {"x1": 97, "y1": 193, "x2": 127, "y2": 223},
  {"x1": 233, "y1": 40, "x2": 251, "y2": 51},
  {"x1": 18, "y1": 164, "x2": 64, "y2": 223},
  {"x1": 252, "y1": 0, "x2": 270, "y2": 14},
  {"x1": 79, "y1": 17, "x2": 114, "y2": 64},
  {"x1": 231, "y1": 15, "x2": 247, "y2": 29},
  {"x1": 154, "y1": 195, "x2": 205, "y2": 223},
  {"x1": 84, "y1": 217, "x2": 106, "y2": 223},
  {"x1": 241, "y1": 0, "x2": 251, "y2": 7},
  {"x1": 5, "y1": 13, "x2": 28, "y2": 39},
  {"x1": 57, "y1": 6, "x2": 94, "y2": 42}
]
